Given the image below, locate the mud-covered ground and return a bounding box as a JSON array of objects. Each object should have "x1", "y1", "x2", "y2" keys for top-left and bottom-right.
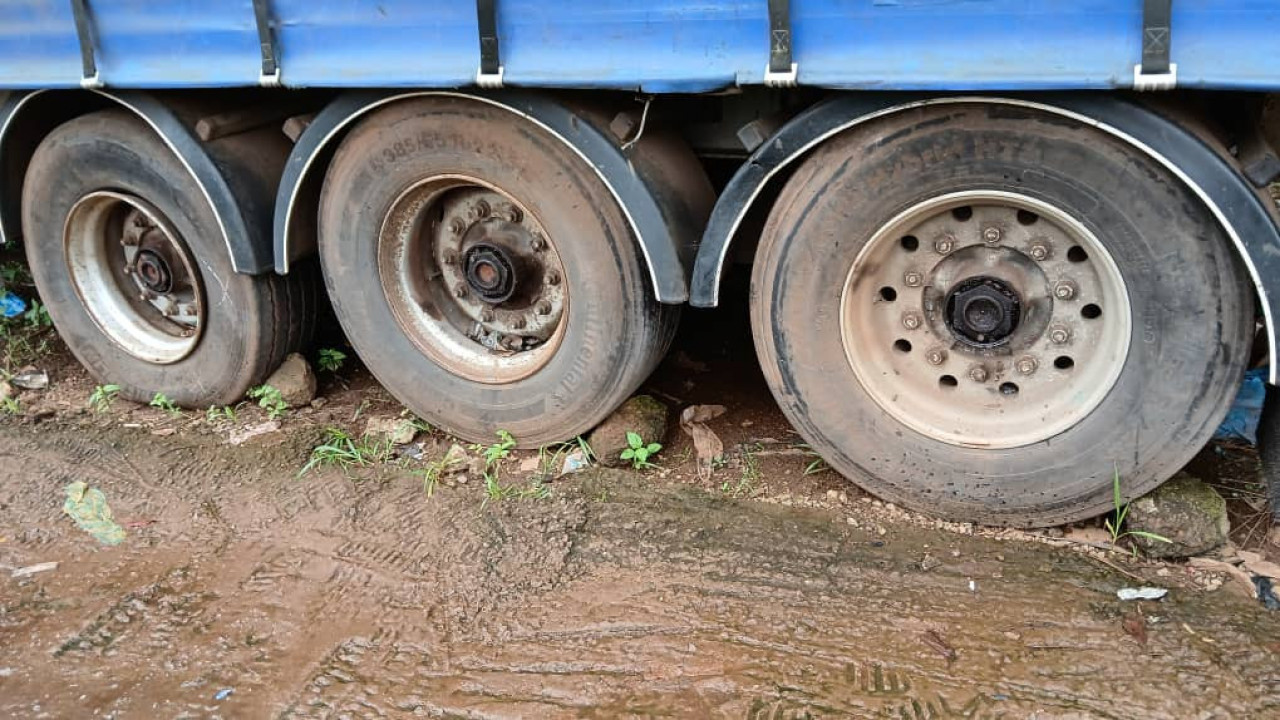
[{"x1": 3, "y1": 272, "x2": 1280, "y2": 717}]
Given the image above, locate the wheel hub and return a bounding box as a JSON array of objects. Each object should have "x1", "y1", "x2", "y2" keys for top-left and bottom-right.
[
  {"x1": 134, "y1": 248, "x2": 174, "y2": 294},
  {"x1": 946, "y1": 276, "x2": 1021, "y2": 347},
  {"x1": 62, "y1": 192, "x2": 204, "y2": 364},
  {"x1": 378, "y1": 179, "x2": 569, "y2": 384},
  {"x1": 464, "y1": 242, "x2": 518, "y2": 302},
  {"x1": 839, "y1": 190, "x2": 1131, "y2": 449}
]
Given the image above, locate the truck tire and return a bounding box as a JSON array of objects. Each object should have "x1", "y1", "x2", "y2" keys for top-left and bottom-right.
[
  {"x1": 22, "y1": 109, "x2": 312, "y2": 407},
  {"x1": 751, "y1": 103, "x2": 1253, "y2": 527},
  {"x1": 318, "y1": 97, "x2": 677, "y2": 446}
]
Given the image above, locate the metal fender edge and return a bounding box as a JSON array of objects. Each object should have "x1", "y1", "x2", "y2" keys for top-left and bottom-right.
[
  {"x1": 274, "y1": 90, "x2": 691, "y2": 304},
  {"x1": 0, "y1": 89, "x2": 270, "y2": 274},
  {"x1": 689, "y1": 93, "x2": 1280, "y2": 383}
]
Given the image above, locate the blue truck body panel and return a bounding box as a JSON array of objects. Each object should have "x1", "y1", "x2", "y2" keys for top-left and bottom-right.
[{"x1": 0, "y1": 1, "x2": 1276, "y2": 92}]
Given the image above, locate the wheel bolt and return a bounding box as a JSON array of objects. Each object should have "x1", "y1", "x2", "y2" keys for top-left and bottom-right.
[
  {"x1": 901, "y1": 311, "x2": 922, "y2": 330},
  {"x1": 546, "y1": 271, "x2": 561, "y2": 286},
  {"x1": 480, "y1": 307, "x2": 494, "y2": 322},
  {"x1": 536, "y1": 300, "x2": 552, "y2": 316},
  {"x1": 982, "y1": 226, "x2": 1002, "y2": 244},
  {"x1": 1048, "y1": 324, "x2": 1071, "y2": 345},
  {"x1": 472, "y1": 200, "x2": 491, "y2": 220},
  {"x1": 501, "y1": 335, "x2": 523, "y2": 350},
  {"x1": 969, "y1": 365, "x2": 989, "y2": 383},
  {"x1": 513, "y1": 317, "x2": 527, "y2": 329},
  {"x1": 454, "y1": 285, "x2": 468, "y2": 298},
  {"x1": 1016, "y1": 356, "x2": 1038, "y2": 375},
  {"x1": 449, "y1": 218, "x2": 467, "y2": 236},
  {"x1": 442, "y1": 250, "x2": 458, "y2": 266},
  {"x1": 503, "y1": 205, "x2": 523, "y2": 223},
  {"x1": 934, "y1": 236, "x2": 955, "y2": 254},
  {"x1": 1028, "y1": 242, "x2": 1051, "y2": 261},
  {"x1": 903, "y1": 271, "x2": 922, "y2": 287},
  {"x1": 926, "y1": 348, "x2": 947, "y2": 365},
  {"x1": 1054, "y1": 280, "x2": 1077, "y2": 300}
]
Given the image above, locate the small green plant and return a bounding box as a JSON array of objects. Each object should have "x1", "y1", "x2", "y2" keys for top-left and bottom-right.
[
  {"x1": 149, "y1": 392, "x2": 181, "y2": 416},
  {"x1": 247, "y1": 384, "x2": 288, "y2": 419},
  {"x1": 472, "y1": 429, "x2": 517, "y2": 467},
  {"x1": 205, "y1": 404, "x2": 237, "y2": 423},
  {"x1": 798, "y1": 443, "x2": 828, "y2": 475},
  {"x1": 0, "y1": 261, "x2": 29, "y2": 285},
  {"x1": 317, "y1": 348, "x2": 347, "y2": 373},
  {"x1": 300, "y1": 428, "x2": 392, "y2": 476},
  {"x1": 0, "y1": 396, "x2": 19, "y2": 415},
  {"x1": 89, "y1": 384, "x2": 121, "y2": 413},
  {"x1": 620, "y1": 431, "x2": 662, "y2": 470},
  {"x1": 23, "y1": 300, "x2": 51, "y2": 328},
  {"x1": 1105, "y1": 467, "x2": 1172, "y2": 553}
]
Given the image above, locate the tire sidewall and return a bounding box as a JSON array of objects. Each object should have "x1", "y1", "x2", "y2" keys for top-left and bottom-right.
[
  {"x1": 319, "y1": 98, "x2": 654, "y2": 444},
  {"x1": 753, "y1": 104, "x2": 1250, "y2": 525},
  {"x1": 22, "y1": 112, "x2": 267, "y2": 406}
]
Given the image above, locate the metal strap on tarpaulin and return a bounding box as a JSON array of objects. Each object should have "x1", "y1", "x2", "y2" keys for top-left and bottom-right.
[
  {"x1": 476, "y1": 0, "x2": 503, "y2": 87},
  {"x1": 1135, "y1": 0, "x2": 1176, "y2": 90},
  {"x1": 253, "y1": 0, "x2": 281, "y2": 86},
  {"x1": 764, "y1": 0, "x2": 797, "y2": 86},
  {"x1": 69, "y1": 0, "x2": 101, "y2": 88}
]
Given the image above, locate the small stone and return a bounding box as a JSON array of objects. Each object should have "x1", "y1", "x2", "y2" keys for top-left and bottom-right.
[
  {"x1": 518, "y1": 456, "x2": 541, "y2": 473},
  {"x1": 310, "y1": 397, "x2": 328, "y2": 410},
  {"x1": 826, "y1": 490, "x2": 840, "y2": 501},
  {"x1": 0, "y1": 381, "x2": 13, "y2": 402},
  {"x1": 441, "y1": 444, "x2": 470, "y2": 475},
  {"x1": 587, "y1": 395, "x2": 668, "y2": 468},
  {"x1": 364, "y1": 417, "x2": 417, "y2": 446},
  {"x1": 1126, "y1": 472, "x2": 1229, "y2": 559},
  {"x1": 263, "y1": 353, "x2": 317, "y2": 407}
]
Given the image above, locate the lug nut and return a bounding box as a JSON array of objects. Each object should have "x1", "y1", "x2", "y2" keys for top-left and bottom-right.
[
  {"x1": 903, "y1": 270, "x2": 922, "y2": 287},
  {"x1": 531, "y1": 235, "x2": 547, "y2": 252},
  {"x1": 982, "y1": 226, "x2": 1002, "y2": 244},
  {"x1": 471, "y1": 200, "x2": 491, "y2": 220},
  {"x1": 536, "y1": 300, "x2": 552, "y2": 316},
  {"x1": 1048, "y1": 324, "x2": 1071, "y2": 345},
  {"x1": 1016, "y1": 356, "x2": 1038, "y2": 375},
  {"x1": 503, "y1": 205, "x2": 523, "y2": 223},
  {"x1": 934, "y1": 236, "x2": 955, "y2": 254},
  {"x1": 901, "y1": 312, "x2": 922, "y2": 330},
  {"x1": 926, "y1": 348, "x2": 947, "y2": 366},
  {"x1": 1053, "y1": 280, "x2": 1077, "y2": 300},
  {"x1": 454, "y1": 285, "x2": 468, "y2": 299},
  {"x1": 449, "y1": 218, "x2": 467, "y2": 236},
  {"x1": 1028, "y1": 242, "x2": 1051, "y2": 261},
  {"x1": 969, "y1": 365, "x2": 990, "y2": 383},
  {"x1": 442, "y1": 250, "x2": 458, "y2": 266},
  {"x1": 501, "y1": 334, "x2": 523, "y2": 350},
  {"x1": 513, "y1": 317, "x2": 527, "y2": 329},
  {"x1": 480, "y1": 307, "x2": 494, "y2": 322},
  {"x1": 546, "y1": 271, "x2": 561, "y2": 286}
]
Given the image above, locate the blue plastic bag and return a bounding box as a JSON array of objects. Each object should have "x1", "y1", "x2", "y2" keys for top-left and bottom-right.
[
  {"x1": 1214, "y1": 367, "x2": 1268, "y2": 445},
  {"x1": 1, "y1": 289, "x2": 26, "y2": 318}
]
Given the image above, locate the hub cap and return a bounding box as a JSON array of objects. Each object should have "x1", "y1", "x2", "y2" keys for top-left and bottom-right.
[
  {"x1": 63, "y1": 191, "x2": 204, "y2": 364},
  {"x1": 839, "y1": 190, "x2": 1130, "y2": 448},
  {"x1": 378, "y1": 177, "x2": 568, "y2": 384}
]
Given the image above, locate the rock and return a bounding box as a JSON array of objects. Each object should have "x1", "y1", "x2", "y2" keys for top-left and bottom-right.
[
  {"x1": 441, "y1": 444, "x2": 471, "y2": 475},
  {"x1": 227, "y1": 421, "x2": 281, "y2": 446},
  {"x1": 364, "y1": 417, "x2": 418, "y2": 446},
  {"x1": 587, "y1": 395, "x2": 668, "y2": 468},
  {"x1": 0, "y1": 381, "x2": 12, "y2": 402},
  {"x1": 1127, "y1": 472, "x2": 1229, "y2": 559},
  {"x1": 263, "y1": 353, "x2": 316, "y2": 407},
  {"x1": 518, "y1": 456, "x2": 541, "y2": 473}
]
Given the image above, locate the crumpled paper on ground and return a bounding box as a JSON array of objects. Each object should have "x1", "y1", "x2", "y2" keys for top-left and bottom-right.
[{"x1": 62, "y1": 482, "x2": 125, "y2": 545}]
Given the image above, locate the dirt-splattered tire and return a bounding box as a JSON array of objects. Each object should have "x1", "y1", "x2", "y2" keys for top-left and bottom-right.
[
  {"x1": 318, "y1": 97, "x2": 678, "y2": 447},
  {"x1": 751, "y1": 103, "x2": 1253, "y2": 527},
  {"x1": 21, "y1": 109, "x2": 313, "y2": 407}
]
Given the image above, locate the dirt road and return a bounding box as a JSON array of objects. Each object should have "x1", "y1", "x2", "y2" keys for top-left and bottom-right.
[{"x1": 2, "y1": 419, "x2": 1278, "y2": 719}]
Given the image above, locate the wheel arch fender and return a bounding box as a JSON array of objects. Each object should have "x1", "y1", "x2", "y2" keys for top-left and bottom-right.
[
  {"x1": 0, "y1": 89, "x2": 272, "y2": 274},
  {"x1": 274, "y1": 90, "x2": 704, "y2": 304},
  {"x1": 691, "y1": 93, "x2": 1280, "y2": 383}
]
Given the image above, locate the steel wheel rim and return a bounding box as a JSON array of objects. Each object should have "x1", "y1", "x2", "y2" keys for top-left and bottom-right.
[
  {"x1": 63, "y1": 191, "x2": 204, "y2": 364},
  {"x1": 839, "y1": 190, "x2": 1131, "y2": 448},
  {"x1": 377, "y1": 175, "x2": 569, "y2": 384}
]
